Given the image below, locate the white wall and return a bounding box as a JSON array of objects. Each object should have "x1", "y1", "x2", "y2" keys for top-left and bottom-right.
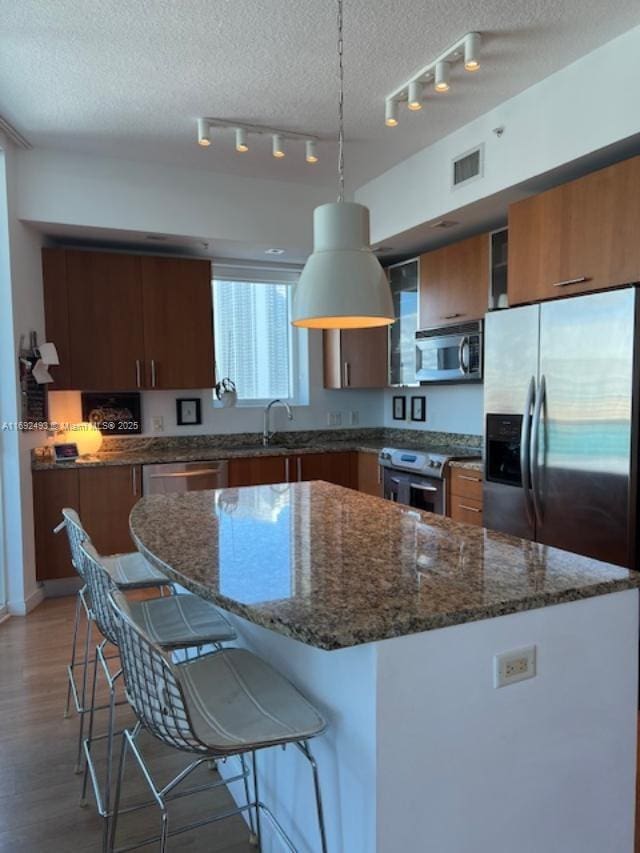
[
  {"x1": 356, "y1": 25, "x2": 640, "y2": 245},
  {"x1": 0, "y1": 140, "x2": 46, "y2": 614},
  {"x1": 382, "y1": 384, "x2": 484, "y2": 436}
]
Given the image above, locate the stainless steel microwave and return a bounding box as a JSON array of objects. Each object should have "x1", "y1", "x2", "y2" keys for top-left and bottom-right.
[{"x1": 415, "y1": 320, "x2": 483, "y2": 383}]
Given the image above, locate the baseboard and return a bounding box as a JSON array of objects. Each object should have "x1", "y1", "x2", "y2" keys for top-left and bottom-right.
[
  {"x1": 8, "y1": 585, "x2": 45, "y2": 616},
  {"x1": 0, "y1": 605, "x2": 9, "y2": 625},
  {"x1": 42, "y1": 577, "x2": 83, "y2": 598}
]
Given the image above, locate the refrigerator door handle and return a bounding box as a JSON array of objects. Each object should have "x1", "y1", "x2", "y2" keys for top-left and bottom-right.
[
  {"x1": 520, "y1": 377, "x2": 536, "y2": 526},
  {"x1": 530, "y1": 374, "x2": 546, "y2": 527}
]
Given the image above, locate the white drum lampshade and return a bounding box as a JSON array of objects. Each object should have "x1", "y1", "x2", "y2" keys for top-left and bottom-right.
[
  {"x1": 63, "y1": 422, "x2": 103, "y2": 456},
  {"x1": 291, "y1": 202, "x2": 394, "y2": 329}
]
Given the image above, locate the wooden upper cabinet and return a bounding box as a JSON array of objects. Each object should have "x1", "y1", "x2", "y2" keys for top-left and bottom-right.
[
  {"x1": 140, "y1": 256, "x2": 214, "y2": 389},
  {"x1": 508, "y1": 155, "x2": 640, "y2": 306},
  {"x1": 323, "y1": 327, "x2": 389, "y2": 389},
  {"x1": 65, "y1": 250, "x2": 145, "y2": 391},
  {"x1": 419, "y1": 234, "x2": 489, "y2": 329},
  {"x1": 41, "y1": 249, "x2": 72, "y2": 389}
]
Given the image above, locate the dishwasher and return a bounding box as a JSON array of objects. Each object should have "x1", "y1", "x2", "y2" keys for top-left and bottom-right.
[{"x1": 142, "y1": 460, "x2": 228, "y2": 495}]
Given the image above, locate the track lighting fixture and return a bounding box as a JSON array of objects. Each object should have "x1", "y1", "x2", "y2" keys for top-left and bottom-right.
[
  {"x1": 197, "y1": 118, "x2": 211, "y2": 147},
  {"x1": 235, "y1": 127, "x2": 248, "y2": 152},
  {"x1": 383, "y1": 31, "x2": 483, "y2": 125},
  {"x1": 272, "y1": 134, "x2": 285, "y2": 158},
  {"x1": 195, "y1": 119, "x2": 320, "y2": 164},
  {"x1": 407, "y1": 80, "x2": 423, "y2": 111},
  {"x1": 385, "y1": 98, "x2": 399, "y2": 127},
  {"x1": 434, "y1": 61, "x2": 450, "y2": 93},
  {"x1": 464, "y1": 32, "x2": 481, "y2": 71},
  {"x1": 305, "y1": 140, "x2": 319, "y2": 163}
]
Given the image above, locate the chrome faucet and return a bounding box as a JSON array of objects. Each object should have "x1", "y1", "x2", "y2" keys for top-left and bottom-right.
[{"x1": 262, "y1": 399, "x2": 293, "y2": 447}]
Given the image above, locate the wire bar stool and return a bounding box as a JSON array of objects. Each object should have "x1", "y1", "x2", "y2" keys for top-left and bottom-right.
[
  {"x1": 107, "y1": 588, "x2": 329, "y2": 853},
  {"x1": 78, "y1": 541, "x2": 237, "y2": 853},
  {"x1": 56, "y1": 508, "x2": 173, "y2": 772}
]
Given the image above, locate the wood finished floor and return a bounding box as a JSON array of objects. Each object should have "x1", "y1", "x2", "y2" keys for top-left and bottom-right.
[{"x1": 0, "y1": 596, "x2": 253, "y2": 853}]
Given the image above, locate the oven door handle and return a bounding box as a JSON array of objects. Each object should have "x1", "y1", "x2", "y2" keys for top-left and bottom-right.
[
  {"x1": 410, "y1": 483, "x2": 438, "y2": 492},
  {"x1": 458, "y1": 336, "x2": 470, "y2": 375},
  {"x1": 521, "y1": 376, "x2": 536, "y2": 527}
]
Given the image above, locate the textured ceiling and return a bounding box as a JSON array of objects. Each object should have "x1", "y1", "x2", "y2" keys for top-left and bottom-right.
[{"x1": 2, "y1": 0, "x2": 640, "y2": 191}]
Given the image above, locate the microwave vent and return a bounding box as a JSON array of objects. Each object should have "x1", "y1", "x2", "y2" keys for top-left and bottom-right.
[{"x1": 452, "y1": 145, "x2": 483, "y2": 187}]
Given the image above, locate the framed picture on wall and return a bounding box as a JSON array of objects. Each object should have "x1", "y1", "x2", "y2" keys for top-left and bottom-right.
[
  {"x1": 392, "y1": 395, "x2": 406, "y2": 421},
  {"x1": 176, "y1": 397, "x2": 202, "y2": 426},
  {"x1": 411, "y1": 395, "x2": 426, "y2": 422}
]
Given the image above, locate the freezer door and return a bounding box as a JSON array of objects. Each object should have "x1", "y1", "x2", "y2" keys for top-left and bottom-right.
[
  {"x1": 483, "y1": 305, "x2": 539, "y2": 540},
  {"x1": 535, "y1": 288, "x2": 635, "y2": 566}
]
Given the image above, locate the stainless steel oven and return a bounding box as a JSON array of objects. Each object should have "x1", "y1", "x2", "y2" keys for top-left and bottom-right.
[
  {"x1": 416, "y1": 320, "x2": 483, "y2": 383},
  {"x1": 382, "y1": 468, "x2": 445, "y2": 514}
]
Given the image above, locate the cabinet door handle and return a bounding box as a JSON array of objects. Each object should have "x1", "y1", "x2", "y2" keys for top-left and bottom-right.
[
  {"x1": 132, "y1": 466, "x2": 138, "y2": 496},
  {"x1": 377, "y1": 465, "x2": 381, "y2": 484},
  {"x1": 459, "y1": 503, "x2": 481, "y2": 513},
  {"x1": 459, "y1": 474, "x2": 481, "y2": 482},
  {"x1": 443, "y1": 312, "x2": 463, "y2": 320},
  {"x1": 296, "y1": 457, "x2": 302, "y2": 481},
  {"x1": 343, "y1": 362, "x2": 351, "y2": 387},
  {"x1": 135, "y1": 359, "x2": 142, "y2": 388},
  {"x1": 552, "y1": 276, "x2": 589, "y2": 288},
  {"x1": 285, "y1": 457, "x2": 290, "y2": 482},
  {"x1": 150, "y1": 359, "x2": 157, "y2": 388}
]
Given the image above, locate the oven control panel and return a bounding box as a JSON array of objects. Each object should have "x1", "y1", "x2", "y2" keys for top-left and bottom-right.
[{"x1": 378, "y1": 448, "x2": 448, "y2": 479}]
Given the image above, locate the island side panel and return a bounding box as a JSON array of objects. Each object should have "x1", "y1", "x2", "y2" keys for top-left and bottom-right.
[
  {"x1": 375, "y1": 589, "x2": 638, "y2": 853},
  {"x1": 217, "y1": 613, "x2": 378, "y2": 853}
]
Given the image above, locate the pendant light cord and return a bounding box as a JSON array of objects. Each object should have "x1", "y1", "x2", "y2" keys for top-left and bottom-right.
[{"x1": 337, "y1": 0, "x2": 345, "y2": 203}]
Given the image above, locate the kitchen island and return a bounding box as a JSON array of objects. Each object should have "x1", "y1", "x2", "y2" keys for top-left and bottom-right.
[{"x1": 130, "y1": 482, "x2": 640, "y2": 853}]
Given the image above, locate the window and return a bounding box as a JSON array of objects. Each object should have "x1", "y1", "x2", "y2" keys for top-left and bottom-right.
[{"x1": 213, "y1": 278, "x2": 295, "y2": 403}]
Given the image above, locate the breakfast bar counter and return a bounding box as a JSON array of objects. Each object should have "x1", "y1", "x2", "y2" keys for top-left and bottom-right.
[{"x1": 130, "y1": 482, "x2": 640, "y2": 853}]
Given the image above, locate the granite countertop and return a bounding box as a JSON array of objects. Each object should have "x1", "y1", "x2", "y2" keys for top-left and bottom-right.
[
  {"x1": 129, "y1": 481, "x2": 639, "y2": 651},
  {"x1": 31, "y1": 428, "x2": 483, "y2": 470},
  {"x1": 448, "y1": 459, "x2": 483, "y2": 474}
]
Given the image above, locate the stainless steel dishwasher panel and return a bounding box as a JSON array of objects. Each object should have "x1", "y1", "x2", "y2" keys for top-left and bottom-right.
[{"x1": 142, "y1": 461, "x2": 229, "y2": 495}]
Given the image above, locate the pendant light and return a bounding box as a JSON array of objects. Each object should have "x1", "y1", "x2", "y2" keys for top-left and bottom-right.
[{"x1": 291, "y1": 0, "x2": 394, "y2": 329}]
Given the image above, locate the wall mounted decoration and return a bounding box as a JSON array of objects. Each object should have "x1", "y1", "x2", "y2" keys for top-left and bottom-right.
[
  {"x1": 392, "y1": 395, "x2": 406, "y2": 421},
  {"x1": 81, "y1": 392, "x2": 142, "y2": 434},
  {"x1": 411, "y1": 395, "x2": 426, "y2": 422},
  {"x1": 176, "y1": 398, "x2": 202, "y2": 426}
]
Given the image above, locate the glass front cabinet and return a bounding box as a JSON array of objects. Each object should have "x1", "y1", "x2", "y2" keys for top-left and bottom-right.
[{"x1": 387, "y1": 258, "x2": 419, "y2": 386}]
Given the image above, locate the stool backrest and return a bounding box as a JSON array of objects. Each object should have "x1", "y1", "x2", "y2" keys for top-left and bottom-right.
[
  {"x1": 78, "y1": 542, "x2": 119, "y2": 646},
  {"x1": 59, "y1": 508, "x2": 89, "y2": 578},
  {"x1": 109, "y1": 589, "x2": 207, "y2": 753}
]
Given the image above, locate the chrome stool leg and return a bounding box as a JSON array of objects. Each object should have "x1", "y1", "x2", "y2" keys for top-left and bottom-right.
[
  {"x1": 75, "y1": 609, "x2": 94, "y2": 773},
  {"x1": 64, "y1": 590, "x2": 83, "y2": 719}
]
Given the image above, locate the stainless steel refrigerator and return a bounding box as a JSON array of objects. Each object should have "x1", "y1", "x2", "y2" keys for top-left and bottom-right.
[{"x1": 483, "y1": 287, "x2": 639, "y2": 568}]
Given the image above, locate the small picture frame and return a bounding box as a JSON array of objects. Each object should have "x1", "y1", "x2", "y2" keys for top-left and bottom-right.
[
  {"x1": 411, "y1": 395, "x2": 426, "y2": 422},
  {"x1": 176, "y1": 397, "x2": 202, "y2": 426},
  {"x1": 392, "y1": 395, "x2": 406, "y2": 421},
  {"x1": 54, "y1": 442, "x2": 79, "y2": 463}
]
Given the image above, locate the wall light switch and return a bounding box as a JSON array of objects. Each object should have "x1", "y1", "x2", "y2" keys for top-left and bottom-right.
[
  {"x1": 327, "y1": 412, "x2": 342, "y2": 427},
  {"x1": 152, "y1": 415, "x2": 164, "y2": 432},
  {"x1": 349, "y1": 410, "x2": 359, "y2": 426},
  {"x1": 494, "y1": 645, "x2": 536, "y2": 688}
]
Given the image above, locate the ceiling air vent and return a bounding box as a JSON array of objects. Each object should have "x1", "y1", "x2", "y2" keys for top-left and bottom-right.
[{"x1": 452, "y1": 144, "x2": 484, "y2": 188}]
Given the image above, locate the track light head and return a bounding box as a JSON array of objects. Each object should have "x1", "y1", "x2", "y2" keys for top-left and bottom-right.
[
  {"x1": 197, "y1": 118, "x2": 211, "y2": 147},
  {"x1": 407, "y1": 80, "x2": 423, "y2": 111},
  {"x1": 272, "y1": 134, "x2": 285, "y2": 158},
  {"x1": 385, "y1": 98, "x2": 399, "y2": 127},
  {"x1": 464, "y1": 32, "x2": 481, "y2": 72},
  {"x1": 305, "y1": 140, "x2": 319, "y2": 164},
  {"x1": 235, "y1": 127, "x2": 248, "y2": 152},
  {"x1": 434, "y1": 61, "x2": 450, "y2": 93}
]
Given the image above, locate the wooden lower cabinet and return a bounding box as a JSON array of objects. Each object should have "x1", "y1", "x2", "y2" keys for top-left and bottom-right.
[
  {"x1": 357, "y1": 452, "x2": 382, "y2": 497},
  {"x1": 447, "y1": 466, "x2": 483, "y2": 527},
  {"x1": 33, "y1": 469, "x2": 80, "y2": 580},
  {"x1": 33, "y1": 464, "x2": 142, "y2": 581},
  {"x1": 228, "y1": 456, "x2": 288, "y2": 487},
  {"x1": 297, "y1": 452, "x2": 357, "y2": 489},
  {"x1": 78, "y1": 465, "x2": 141, "y2": 555}
]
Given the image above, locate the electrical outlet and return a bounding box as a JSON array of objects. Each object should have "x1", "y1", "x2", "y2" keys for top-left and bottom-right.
[
  {"x1": 349, "y1": 410, "x2": 359, "y2": 426},
  {"x1": 494, "y1": 646, "x2": 536, "y2": 688},
  {"x1": 327, "y1": 412, "x2": 342, "y2": 427},
  {"x1": 152, "y1": 415, "x2": 164, "y2": 432}
]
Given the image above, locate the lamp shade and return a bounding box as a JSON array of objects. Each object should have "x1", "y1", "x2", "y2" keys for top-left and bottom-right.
[
  {"x1": 291, "y1": 202, "x2": 394, "y2": 329},
  {"x1": 62, "y1": 422, "x2": 103, "y2": 456}
]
